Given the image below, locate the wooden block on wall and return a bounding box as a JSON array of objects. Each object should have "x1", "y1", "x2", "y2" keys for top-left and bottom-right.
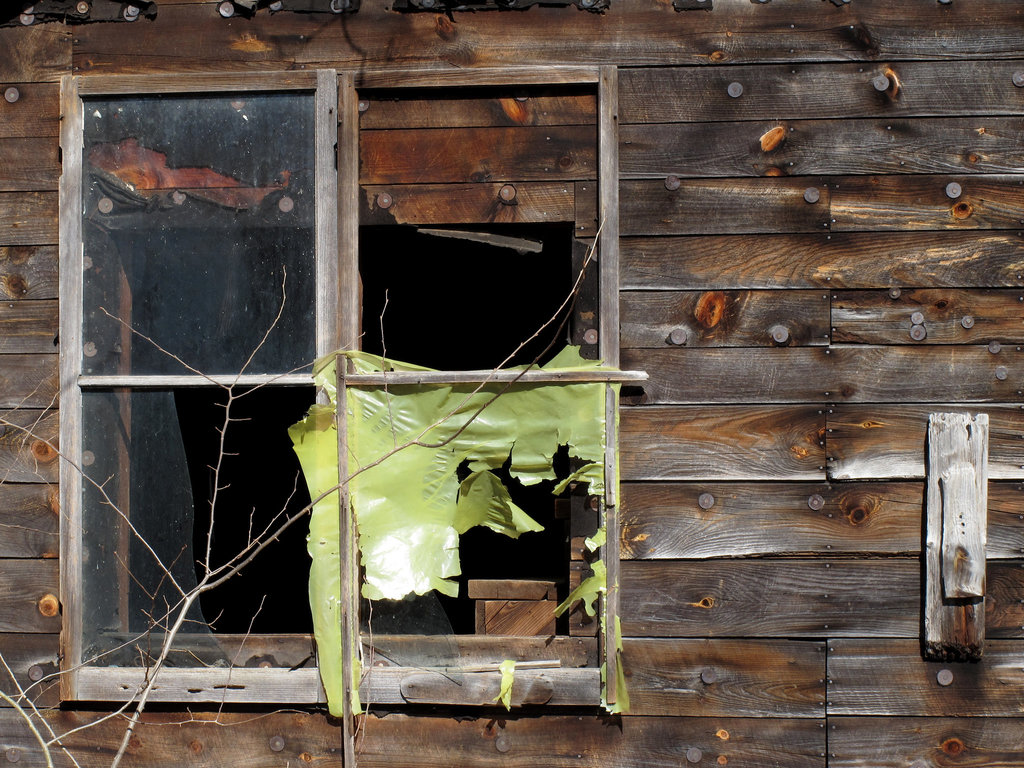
[{"x1": 475, "y1": 600, "x2": 556, "y2": 637}]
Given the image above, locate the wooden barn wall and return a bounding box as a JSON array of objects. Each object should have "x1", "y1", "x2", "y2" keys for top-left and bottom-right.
[{"x1": 2, "y1": 1, "x2": 1024, "y2": 766}]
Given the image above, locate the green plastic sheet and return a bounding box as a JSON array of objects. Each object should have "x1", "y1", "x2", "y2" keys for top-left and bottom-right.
[{"x1": 494, "y1": 659, "x2": 516, "y2": 710}]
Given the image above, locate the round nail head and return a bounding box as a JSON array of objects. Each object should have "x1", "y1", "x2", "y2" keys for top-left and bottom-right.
[
  {"x1": 910, "y1": 311, "x2": 925, "y2": 325},
  {"x1": 583, "y1": 328, "x2": 599, "y2": 345},
  {"x1": 218, "y1": 1, "x2": 234, "y2": 17},
  {"x1": 171, "y1": 190, "x2": 187, "y2": 206},
  {"x1": 960, "y1": 315, "x2": 974, "y2": 329},
  {"x1": 872, "y1": 74, "x2": 890, "y2": 91},
  {"x1": 499, "y1": 184, "x2": 517, "y2": 202},
  {"x1": 936, "y1": 668, "x2": 954, "y2": 687},
  {"x1": 727, "y1": 82, "x2": 743, "y2": 98},
  {"x1": 989, "y1": 341, "x2": 1001, "y2": 354},
  {"x1": 1014, "y1": 72, "x2": 1024, "y2": 88},
  {"x1": 668, "y1": 327, "x2": 688, "y2": 346},
  {"x1": 123, "y1": 3, "x2": 140, "y2": 18},
  {"x1": 494, "y1": 735, "x2": 510, "y2": 754},
  {"x1": 888, "y1": 287, "x2": 901, "y2": 300},
  {"x1": 5, "y1": 748, "x2": 20, "y2": 763},
  {"x1": 701, "y1": 669, "x2": 717, "y2": 685},
  {"x1": 4, "y1": 87, "x2": 19, "y2": 103},
  {"x1": 910, "y1": 324, "x2": 927, "y2": 341},
  {"x1": 76, "y1": 1, "x2": 89, "y2": 13},
  {"x1": 97, "y1": 197, "x2": 114, "y2": 214},
  {"x1": 376, "y1": 192, "x2": 393, "y2": 209},
  {"x1": 27, "y1": 664, "x2": 43, "y2": 682},
  {"x1": 770, "y1": 325, "x2": 790, "y2": 344},
  {"x1": 358, "y1": 100, "x2": 369, "y2": 113},
  {"x1": 804, "y1": 187, "x2": 820, "y2": 204},
  {"x1": 698, "y1": 492, "x2": 715, "y2": 510},
  {"x1": 278, "y1": 195, "x2": 294, "y2": 213},
  {"x1": 687, "y1": 747, "x2": 704, "y2": 764},
  {"x1": 269, "y1": 735, "x2": 285, "y2": 753},
  {"x1": 945, "y1": 182, "x2": 962, "y2": 199},
  {"x1": 19, "y1": 12, "x2": 33, "y2": 25},
  {"x1": 808, "y1": 494, "x2": 825, "y2": 511},
  {"x1": 665, "y1": 174, "x2": 681, "y2": 191},
  {"x1": 996, "y1": 365, "x2": 1008, "y2": 381}
]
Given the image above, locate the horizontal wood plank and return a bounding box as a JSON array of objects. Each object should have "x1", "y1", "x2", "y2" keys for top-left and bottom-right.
[
  {"x1": 833, "y1": 288, "x2": 1024, "y2": 344},
  {"x1": 622, "y1": 639, "x2": 825, "y2": 718},
  {"x1": 986, "y1": 561, "x2": 1024, "y2": 638},
  {"x1": 0, "y1": 409, "x2": 59, "y2": 484},
  {"x1": 359, "y1": 89, "x2": 596, "y2": 130},
  {"x1": 0, "y1": 484, "x2": 58, "y2": 558},
  {"x1": 0, "y1": 301, "x2": 58, "y2": 354},
  {"x1": 620, "y1": 290, "x2": 829, "y2": 348},
  {"x1": 0, "y1": 246, "x2": 59, "y2": 301},
  {"x1": 0, "y1": 84, "x2": 60, "y2": 140},
  {"x1": 832, "y1": 175, "x2": 1024, "y2": 232},
  {"x1": 0, "y1": 192, "x2": 57, "y2": 246},
  {"x1": 0, "y1": 633, "x2": 59, "y2": 708},
  {"x1": 624, "y1": 346, "x2": 1023, "y2": 405},
  {"x1": 0, "y1": 26, "x2": 70, "y2": 83},
  {"x1": 827, "y1": 405, "x2": 1024, "y2": 480},
  {"x1": 361, "y1": 126, "x2": 596, "y2": 184},
  {"x1": 620, "y1": 558, "x2": 918, "y2": 638},
  {"x1": 621, "y1": 117, "x2": 1024, "y2": 178},
  {"x1": 620, "y1": 61, "x2": 1024, "y2": 124},
  {"x1": 620, "y1": 232, "x2": 1024, "y2": 290},
  {"x1": 622, "y1": 481, "x2": 1024, "y2": 560},
  {"x1": 0, "y1": 138, "x2": 60, "y2": 192},
  {"x1": 0, "y1": 355, "x2": 58, "y2": 409},
  {"x1": 829, "y1": 716, "x2": 1024, "y2": 768},
  {"x1": 0, "y1": 559, "x2": 60, "y2": 633},
  {"x1": 620, "y1": 406, "x2": 825, "y2": 481},
  {"x1": 828, "y1": 639, "x2": 1024, "y2": 716},
  {"x1": 360, "y1": 182, "x2": 574, "y2": 225}
]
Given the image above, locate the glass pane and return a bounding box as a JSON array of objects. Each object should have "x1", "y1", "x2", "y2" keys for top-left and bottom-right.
[
  {"x1": 81, "y1": 92, "x2": 316, "y2": 376},
  {"x1": 81, "y1": 387, "x2": 314, "y2": 668}
]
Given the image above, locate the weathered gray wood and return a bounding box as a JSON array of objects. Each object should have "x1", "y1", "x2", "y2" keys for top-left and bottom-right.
[
  {"x1": 0, "y1": 484, "x2": 58, "y2": 558},
  {"x1": 622, "y1": 639, "x2": 824, "y2": 718},
  {"x1": 0, "y1": 300, "x2": 58, "y2": 354},
  {"x1": 828, "y1": 405, "x2": 1024, "y2": 481},
  {"x1": 0, "y1": 192, "x2": 57, "y2": 246},
  {"x1": 0, "y1": 409, "x2": 59, "y2": 484},
  {"x1": 925, "y1": 413, "x2": 988, "y2": 660},
  {"x1": 621, "y1": 232, "x2": 1024, "y2": 290},
  {"x1": 620, "y1": 558, "x2": 918, "y2": 638},
  {"x1": 360, "y1": 182, "x2": 574, "y2": 225},
  {"x1": 0, "y1": 84, "x2": 60, "y2": 140},
  {"x1": 828, "y1": 639, "x2": 1024, "y2": 716},
  {"x1": 364, "y1": 634, "x2": 595, "y2": 668},
  {"x1": 356, "y1": 66, "x2": 600, "y2": 89},
  {"x1": 75, "y1": 71, "x2": 319, "y2": 96},
  {"x1": 315, "y1": 69, "x2": 340, "y2": 357},
  {"x1": 621, "y1": 117, "x2": 1024, "y2": 178},
  {"x1": 620, "y1": 61, "x2": 1024, "y2": 124},
  {"x1": 399, "y1": 669, "x2": 556, "y2": 706},
  {"x1": 990, "y1": 483, "x2": 1024, "y2": 560},
  {"x1": 620, "y1": 290, "x2": 829, "y2": 348},
  {"x1": 621, "y1": 406, "x2": 825, "y2": 481},
  {"x1": 0, "y1": 560, "x2": 60, "y2": 633},
  {"x1": 0, "y1": 138, "x2": 60, "y2": 192},
  {"x1": 0, "y1": 26, "x2": 70, "y2": 83},
  {"x1": 830, "y1": 716, "x2": 1024, "y2": 768},
  {"x1": 360, "y1": 125, "x2": 596, "y2": 185},
  {"x1": 833, "y1": 288, "x2": 1024, "y2": 344},
  {"x1": 624, "y1": 346, "x2": 1023, "y2": 405},
  {"x1": 832, "y1": 175, "x2": 1024, "y2": 232},
  {"x1": 0, "y1": 246, "x2": 59, "y2": 300},
  {"x1": 0, "y1": 355, "x2": 58, "y2": 409},
  {"x1": 0, "y1": 633, "x2": 60, "y2": 708}
]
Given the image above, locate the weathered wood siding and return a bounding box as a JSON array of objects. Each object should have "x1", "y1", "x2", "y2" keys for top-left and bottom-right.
[{"x1": 2, "y1": 2, "x2": 1024, "y2": 766}]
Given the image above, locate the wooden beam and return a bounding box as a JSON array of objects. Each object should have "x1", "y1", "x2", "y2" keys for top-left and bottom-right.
[{"x1": 360, "y1": 182, "x2": 575, "y2": 226}]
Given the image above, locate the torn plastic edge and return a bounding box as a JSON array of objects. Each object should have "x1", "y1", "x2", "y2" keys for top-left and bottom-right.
[{"x1": 493, "y1": 659, "x2": 516, "y2": 710}]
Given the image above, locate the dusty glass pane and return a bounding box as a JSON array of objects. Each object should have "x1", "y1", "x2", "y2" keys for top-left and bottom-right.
[{"x1": 81, "y1": 92, "x2": 316, "y2": 376}]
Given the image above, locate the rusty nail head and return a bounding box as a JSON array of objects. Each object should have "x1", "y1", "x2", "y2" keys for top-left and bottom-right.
[
  {"x1": 945, "y1": 182, "x2": 962, "y2": 199},
  {"x1": 808, "y1": 494, "x2": 825, "y2": 511},
  {"x1": 19, "y1": 12, "x2": 33, "y2": 25},
  {"x1": 1014, "y1": 72, "x2": 1024, "y2": 88},
  {"x1": 668, "y1": 328, "x2": 688, "y2": 346},
  {"x1": 996, "y1": 366, "x2": 1008, "y2": 381},
  {"x1": 960, "y1": 315, "x2": 974, "y2": 329},
  {"x1": 770, "y1": 325, "x2": 790, "y2": 344},
  {"x1": 494, "y1": 735, "x2": 510, "y2": 753},
  {"x1": 278, "y1": 195, "x2": 294, "y2": 213},
  {"x1": 698, "y1": 492, "x2": 715, "y2": 510},
  {"x1": 910, "y1": 324, "x2": 927, "y2": 341},
  {"x1": 218, "y1": 1, "x2": 234, "y2": 17},
  {"x1": 910, "y1": 311, "x2": 925, "y2": 325},
  {"x1": 665, "y1": 174, "x2": 681, "y2": 191},
  {"x1": 936, "y1": 668, "x2": 954, "y2": 687},
  {"x1": 700, "y1": 669, "x2": 717, "y2": 684},
  {"x1": 727, "y1": 82, "x2": 743, "y2": 98},
  {"x1": 4, "y1": 87, "x2": 19, "y2": 104},
  {"x1": 5, "y1": 749, "x2": 20, "y2": 763},
  {"x1": 888, "y1": 287, "x2": 901, "y2": 300},
  {"x1": 358, "y1": 99, "x2": 369, "y2": 113},
  {"x1": 803, "y1": 187, "x2": 820, "y2": 204},
  {"x1": 872, "y1": 74, "x2": 890, "y2": 91},
  {"x1": 123, "y1": 3, "x2": 140, "y2": 18},
  {"x1": 97, "y1": 197, "x2": 114, "y2": 214},
  {"x1": 269, "y1": 736, "x2": 285, "y2": 752},
  {"x1": 76, "y1": 0, "x2": 89, "y2": 12},
  {"x1": 27, "y1": 664, "x2": 43, "y2": 681},
  {"x1": 583, "y1": 328, "x2": 599, "y2": 345},
  {"x1": 376, "y1": 192, "x2": 393, "y2": 209},
  {"x1": 989, "y1": 341, "x2": 1002, "y2": 354},
  {"x1": 499, "y1": 184, "x2": 517, "y2": 202},
  {"x1": 686, "y1": 747, "x2": 703, "y2": 764}
]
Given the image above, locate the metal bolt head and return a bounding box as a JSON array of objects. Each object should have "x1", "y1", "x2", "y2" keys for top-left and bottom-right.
[
  {"x1": 727, "y1": 82, "x2": 743, "y2": 98},
  {"x1": 1014, "y1": 72, "x2": 1024, "y2": 88},
  {"x1": 376, "y1": 192, "x2": 393, "y2": 210},
  {"x1": 499, "y1": 184, "x2": 517, "y2": 203},
  {"x1": 171, "y1": 190, "x2": 187, "y2": 206},
  {"x1": 218, "y1": 1, "x2": 235, "y2": 17},
  {"x1": 330, "y1": 0, "x2": 350, "y2": 12},
  {"x1": 770, "y1": 325, "x2": 790, "y2": 344},
  {"x1": 5, "y1": 748, "x2": 20, "y2": 763},
  {"x1": 269, "y1": 0, "x2": 282, "y2": 9},
  {"x1": 269, "y1": 735, "x2": 285, "y2": 752},
  {"x1": 97, "y1": 197, "x2": 114, "y2": 214},
  {"x1": 665, "y1": 174, "x2": 681, "y2": 191},
  {"x1": 698, "y1": 492, "x2": 715, "y2": 510},
  {"x1": 27, "y1": 664, "x2": 43, "y2": 682},
  {"x1": 494, "y1": 734, "x2": 510, "y2": 753},
  {"x1": 996, "y1": 365, "x2": 1008, "y2": 381},
  {"x1": 668, "y1": 327, "x2": 688, "y2": 346},
  {"x1": 686, "y1": 747, "x2": 704, "y2": 764},
  {"x1": 910, "y1": 311, "x2": 925, "y2": 325},
  {"x1": 804, "y1": 187, "x2": 820, "y2": 204},
  {"x1": 910, "y1": 324, "x2": 927, "y2": 341},
  {"x1": 4, "y1": 87, "x2": 19, "y2": 104},
  {"x1": 420, "y1": 0, "x2": 436, "y2": 8},
  {"x1": 945, "y1": 182, "x2": 962, "y2": 199},
  {"x1": 278, "y1": 195, "x2": 294, "y2": 213},
  {"x1": 358, "y1": 99, "x2": 370, "y2": 113},
  {"x1": 888, "y1": 287, "x2": 902, "y2": 300},
  {"x1": 989, "y1": 341, "x2": 1002, "y2": 354},
  {"x1": 808, "y1": 494, "x2": 825, "y2": 511},
  {"x1": 700, "y1": 668, "x2": 717, "y2": 684},
  {"x1": 937, "y1": 0, "x2": 951, "y2": 4},
  {"x1": 960, "y1": 315, "x2": 974, "y2": 329},
  {"x1": 872, "y1": 74, "x2": 890, "y2": 91},
  {"x1": 76, "y1": 1, "x2": 89, "y2": 13},
  {"x1": 936, "y1": 668, "x2": 954, "y2": 687},
  {"x1": 583, "y1": 328, "x2": 599, "y2": 345},
  {"x1": 19, "y1": 11, "x2": 33, "y2": 24},
  {"x1": 123, "y1": 3, "x2": 139, "y2": 18}
]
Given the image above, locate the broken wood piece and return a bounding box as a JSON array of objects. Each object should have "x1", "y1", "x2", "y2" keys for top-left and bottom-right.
[
  {"x1": 924, "y1": 412, "x2": 989, "y2": 661},
  {"x1": 467, "y1": 579, "x2": 557, "y2": 601},
  {"x1": 475, "y1": 599, "x2": 557, "y2": 636}
]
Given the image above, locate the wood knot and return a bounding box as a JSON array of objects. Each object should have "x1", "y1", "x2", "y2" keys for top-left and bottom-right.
[
  {"x1": 952, "y1": 201, "x2": 973, "y2": 219},
  {"x1": 37, "y1": 593, "x2": 59, "y2": 617},
  {"x1": 434, "y1": 14, "x2": 457, "y2": 41},
  {"x1": 189, "y1": 740, "x2": 203, "y2": 755},
  {"x1": 763, "y1": 166, "x2": 785, "y2": 176},
  {"x1": 759, "y1": 125, "x2": 787, "y2": 152},
  {"x1": 558, "y1": 154, "x2": 574, "y2": 170},
  {"x1": 715, "y1": 729, "x2": 730, "y2": 741},
  {"x1": 300, "y1": 753, "x2": 314, "y2": 763},
  {"x1": 2, "y1": 273, "x2": 28, "y2": 298},
  {"x1": 694, "y1": 291, "x2": 727, "y2": 329},
  {"x1": 696, "y1": 596, "x2": 715, "y2": 609},
  {"x1": 48, "y1": 489, "x2": 60, "y2": 516},
  {"x1": 499, "y1": 98, "x2": 529, "y2": 126},
  {"x1": 31, "y1": 440, "x2": 57, "y2": 463},
  {"x1": 941, "y1": 738, "x2": 965, "y2": 756},
  {"x1": 839, "y1": 494, "x2": 876, "y2": 526},
  {"x1": 709, "y1": 50, "x2": 727, "y2": 62}
]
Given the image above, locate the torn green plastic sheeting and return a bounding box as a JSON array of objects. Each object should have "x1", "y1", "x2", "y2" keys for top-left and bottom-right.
[
  {"x1": 553, "y1": 559, "x2": 606, "y2": 619},
  {"x1": 289, "y1": 345, "x2": 615, "y2": 717},
  {"x1": 585, "y1": 526, "x2": 606, "y2": 552},
  {"x1": 494, "y1": 659, "x2": 516, "y2": 711}
]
